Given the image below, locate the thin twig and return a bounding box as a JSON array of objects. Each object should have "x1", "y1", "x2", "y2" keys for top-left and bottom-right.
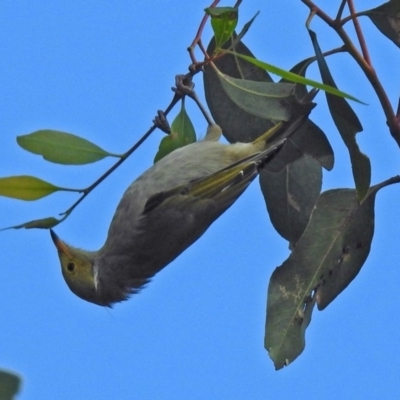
[
  {"x1": 347, "y1": 0, "x2": 371, "y2": 65},
  {"x1": 335, "y1": 0, "x2": 347, "y2": 21},
  {"x1": 59, "y1": 94, "x2": 182, "y2": 219},
  {"x1": 301, "y1": 0, "x2": 400, "y2": 145}
]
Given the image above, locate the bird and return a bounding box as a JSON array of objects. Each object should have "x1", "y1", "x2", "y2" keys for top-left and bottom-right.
[{"x1": 51, "y1": 98, "x2": 315, "y2": 307}]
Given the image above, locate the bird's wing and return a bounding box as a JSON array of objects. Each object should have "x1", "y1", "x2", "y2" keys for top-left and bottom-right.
[{"x1": 143, "y1": 139, "x2": 285, "y2": 215}]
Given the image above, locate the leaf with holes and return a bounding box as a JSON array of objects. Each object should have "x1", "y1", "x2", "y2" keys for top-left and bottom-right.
[{"x1": 265, "y1": 181, "x2": 397, "y2": 369}]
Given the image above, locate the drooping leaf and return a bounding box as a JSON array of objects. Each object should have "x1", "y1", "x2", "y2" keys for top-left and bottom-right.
[
  {"x1": 0, "y1": 175, "x2": 76, "y2": 201},
  {"x1": 260, "y1": 154, "x2": 322, "y2": 245},
  {"x1": 154, "y1": 101, "x2": 196, "y2": 163},
  {"x1": 205, "y1": 6, "x2": 238, "y2": 49},
  {"x1": 1, "y1": 216, "x2": 61, "y2": 231},
  {"x1": 360, "y1": 0, "x2": 400, "y2": 48},
  {"x1": 17, "y1": 130, "x2": 121, "y2": 165},
  {"x1": 0, "y1": 369, "x2": 21, "y2": 400},
  {"x1": 265, "y1": 181, "x2": 396, "y2": 369},
  {"x1": 307, "y1": 28, "x2": 371, "y2": 200}
]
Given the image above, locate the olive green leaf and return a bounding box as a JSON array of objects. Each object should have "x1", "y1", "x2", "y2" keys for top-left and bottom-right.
[
  {"x1": 17, "y1": 130, "x2": 121, "y2": 165},
  {"x1": 215, "y1": 69, "x2": 297, "y2": 121},
  {"x1": 0, "y1": 175, "x2": 77, "y2": 201},
  {"x1": 154, "y1": 102, "x2": 196, "y2": 163}
]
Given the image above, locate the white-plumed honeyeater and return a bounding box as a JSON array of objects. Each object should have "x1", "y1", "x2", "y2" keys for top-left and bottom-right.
[{"x1": 51, "y1": 100, "x2": 315, "y2": 306}]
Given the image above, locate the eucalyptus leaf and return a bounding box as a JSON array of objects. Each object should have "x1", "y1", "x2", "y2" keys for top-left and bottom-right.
[
  {"x1": 360, "y1": 0, "x2": 400, "y2": 48},
  {"x1": 205, "y1": 6, "x2": 238, "y2": 49},
  {"x1": 1, "y1": 216, "x2": 61, "y2": 230},
  {"x1": 17, "y1": 130, "x2": 121, "y2": 165},
  {"x1": 260, "y1": 154, "x2": 322, "y2": 245},
  {"x1": 226, "y1": 52, "x2": 364, "y2": 103},
  {"x1": 308, "y1": 28, "x2": 371, "y2": 200},
  {"x1": 265, "y1": 182, "x2": 393, "y2": 369},
  {"x1": 0, "y1": 175, "x2": 76, "y2": 201},
  {"x1": 215, "y1": 71, "x2": 296, "y2": 121},
  {"x1": 204, "y1": 36, "x2": 276, "y2": 144},
  {"x1": 154, "y1": 102, "x2": 196, "y2": 163}
]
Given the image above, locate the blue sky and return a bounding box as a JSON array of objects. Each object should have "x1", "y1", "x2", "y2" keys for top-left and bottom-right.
[{"x1": 1, "y1": 1, "x2": 399, "y2": 399}]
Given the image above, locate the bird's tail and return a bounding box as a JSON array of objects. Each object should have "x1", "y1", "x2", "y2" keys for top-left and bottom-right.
[{"x1": 252, "y1": 88, "x2": 318, "y2": 147}]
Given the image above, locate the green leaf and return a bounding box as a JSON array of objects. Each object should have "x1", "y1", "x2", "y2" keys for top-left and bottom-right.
[
  {"x1": 0, "y1": 369, "x2": 21, "y2": 400},
  {"x1": 224, "y1": 51, "x2": 365, "y2": 104},
  {"x1": 17, "y1": 130, "x2": 121, "y2": 165},
  {"x1": 308, "y1": 28, "x2": 371, "y2": 200},
  {"x1": 360, "y1": 0, "x2": 400, "y2": 48},
  {"x1": 266, "y1": 186, "x2": 383, "y2": 369},
  {"x1": 0, "y1": 175, "x2": 76, "y2": 201},
  {"x1": 260, "y1": 155, "x2": 322, "y2": 245},
  {"x1": 154, "y1": 102, "x2": 196, "y2": 163},
  {"x1": 2, "y1": 216, "x2": 61, "y2": 230},
  {"x1": 215, "y1": 70, "x2": 297, "y2": 121},
  {"x1": 204, "y1": 36, "x2": 277, "y2": 144},
  {"x1": 205, "y1": 7, "x2": 238, "y2": 50}
]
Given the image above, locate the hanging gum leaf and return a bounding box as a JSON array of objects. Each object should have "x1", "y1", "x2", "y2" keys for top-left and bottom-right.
[
  {"x1": 265, "y1": 180, "x2": 397, "y2": 369},
  {"x1": 307, "y1": 28, "x2": 371, "y2": 200},
  {"x1": 260, "y1": 155, "x2": 322, "y2": 245},
  {"x1": 17, "y1": 130, "x2": 121, "y2": 165},
  {"x1": 205, "y1": 7, "x2": 238, "y2": 49},
  {"x1": 154, "y1": 102, "x2": 196, "y2": 163},
  {"x1": 0, "y1": 175, "x2": 77, "y2": 201},
  {"x1": 360, "y1": 0, "x2": 400, "y2": 48}
]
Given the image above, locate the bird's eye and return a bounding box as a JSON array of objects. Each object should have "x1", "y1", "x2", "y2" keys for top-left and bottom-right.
[{"x1": 66, "y1": 262, "x2": 76, "y2": 272}]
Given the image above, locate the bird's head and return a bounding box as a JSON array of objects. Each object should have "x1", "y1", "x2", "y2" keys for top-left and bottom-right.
[{"x1": 50, "y1": 229, "x2": 106, "y2": 306}]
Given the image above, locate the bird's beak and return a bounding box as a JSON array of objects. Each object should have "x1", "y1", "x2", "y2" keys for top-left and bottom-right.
[{"x1": 50, "y1": 229, "x2": 73, "y2": 258}]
